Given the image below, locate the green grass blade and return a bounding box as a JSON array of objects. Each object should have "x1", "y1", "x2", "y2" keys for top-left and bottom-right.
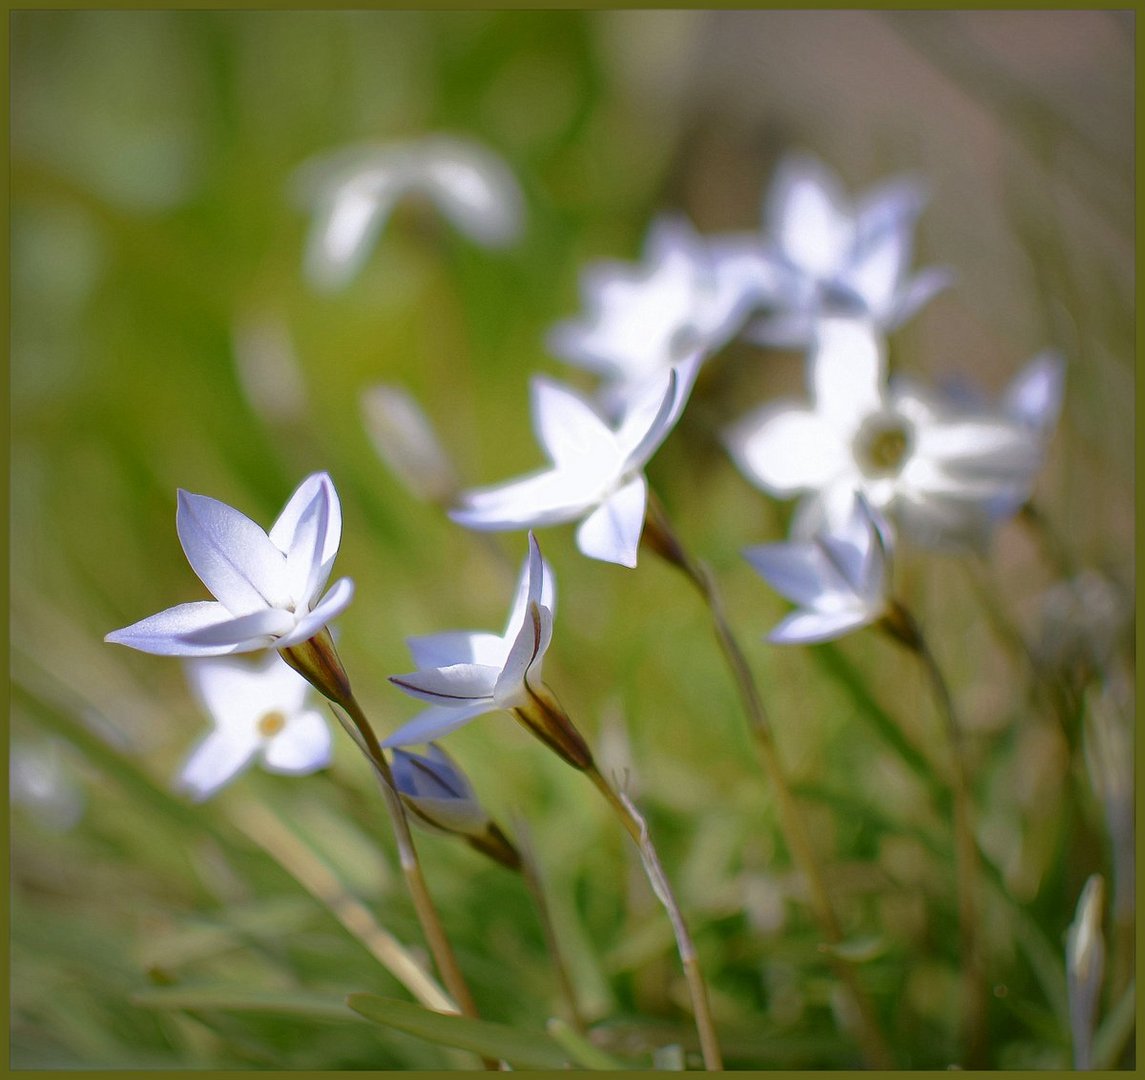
[
  {"x1": 346, "y1": 994, "x2": 571, "y2": 1069},
  {"x1": 131, "y1": 987, "x2": 358, "y2": 1022}
]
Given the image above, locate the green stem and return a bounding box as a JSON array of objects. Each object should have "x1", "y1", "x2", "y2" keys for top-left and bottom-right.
[
  {"x1": 643, "y1": 492, "x2": 894, "y2": 1070},
  {"x1": 585, "y1": 765, "x2": 724, "y2": 1072},
  {"x1": 883, "y1": 601, "x2": 989, "y2": 1068}
]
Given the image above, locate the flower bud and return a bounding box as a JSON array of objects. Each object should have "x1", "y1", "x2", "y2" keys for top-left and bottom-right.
[
  {"x1": 279, "y1": 627, "x2": 353, "y2": 708},
  {"x1": 391, "y1": 744, "x2": 521, "y2": 871}
]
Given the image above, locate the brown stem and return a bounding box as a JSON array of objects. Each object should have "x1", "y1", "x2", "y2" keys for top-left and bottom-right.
[{"x1": 643, "y1": 491, "x2": 894, "y2": 1069}]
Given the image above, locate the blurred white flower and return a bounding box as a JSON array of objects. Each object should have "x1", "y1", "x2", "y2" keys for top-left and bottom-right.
[
  {"x1": 386, "y1": 533, "x2": 555, "y2": 746},
  {"x1": 451, "y1": 355, "x2": 700, "y2": 567},
  {"x1": 723, "y1": 153, "x2": 951, "y2": 347},
  {"x1": 744, "y1": 493, "x2": 892, "y2": 644},
  {"x1": 725, "y1": 319, "x2": 1042, "y2": 550},
  {"x1": 179, "y1": 651, "x2": 332, "y2": 801},
  {"x1": 296, "y1": 135, "x2": 525, "y2": 290},
  {"x1": 10, "y1": 738, "x2": 85, "y2": 831},
  {"x1": 362, "y1": 383, "x2": 459, "y2": 504},
  {"x1": 549, "y1": 216, "x2": 766, "y2": 403},
  {"x1": 105, "y1": 473, "x2": 354, "y2": 656},
  {"x1": 1065, "y1": 874, "x2": 1105, "y2": 1070}
]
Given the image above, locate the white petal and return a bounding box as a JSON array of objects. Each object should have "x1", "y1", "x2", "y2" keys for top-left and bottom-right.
[
  {"x1": 1005, "y1": 352, "x2": 1065, "y2": 433},
  {"x1": 502, "y1": 535, "x2": 556, "y2": 637},
  {"x1": 617, "y1": 352, "x2": 702, "y2": 470},
  {"x1": 382, "y1": 702, "x2": 494, "y2": 748},
  {"x1": 530, "y1": 377, "x2": 618, "y2": 468},
  {"x1": 743, "y1": 542, "x2": 850, "y2": 607},
  {"x1": 182, "y1": 607, "x2": 296, "y2": 648},
  {"x1": 177, "y1": 490, "x2": 289, "y2": 615},
  {"x1": 914, "y1": 419, "x2": 1040, "y2": 479},
  {"x1": 886, "y1": 266, "x2": 954, "y2": 329},
  {"x1": 408, "y1": 631, "x2": 506, "y2": 669},
  {"x1": 450, "y1": 469, "x2": 598, "y2": 530},
  {"x1": 852, "y1": 176, "x2": 927, "y2": 245},
  {"x1": 495, "y1": 601, "x2": 545, "y2": 706},
  {"x1": 184, "y1": 651, "x2": 309, "y2": 728},
  {"x1": 726, "y1": 405, "x2": 847, "y2": 495},
  {"x1": 769, "y1": 606, "x2": 876, "y2": 645},
  {"x1": 574, "y1": 474, "x2": 648, "y2": 567},
  {"x1": 275, "y1": 577, "x2": 355, "y2": 648},
  {"x1": 306, "y1": 181, "x2": 394, "y2": 291},
  {"x1": 262, "y1": 710, "x2": 332, "y2": 774},
  {"x1": 809, "y1": 318, "x2": 886, "y2": 432},
  {"x1": 841, "y1": 222, "x2": 909, "y2": 317},
  {"x1": 767, "y1": 154, "x2": 853, "y2": 277},
  {"x1": 390, "y1": 663, "x2": 501, "y2": 705},
  {"x1": 177, "y1": 730, "x2": 260, "y2": 802},
  {"x1": 269, "y1": 473, "x2": 342, "y2": 604},
  {"x1": 105, "y1": 601, "x2": 256, "y2": 657},
  {"x1": 421, "y1": 137, "x2": 524, "y2": 247}
]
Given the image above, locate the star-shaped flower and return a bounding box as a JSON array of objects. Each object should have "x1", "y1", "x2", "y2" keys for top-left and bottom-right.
[
  {"x1": 549, "y1": 216, "x2": 766, "y2": 403},
  {"x1": 106, "y1": 472, "x2": 354, "y2": 656},
  {"x1": 178, "y1": 651, "x2": 332, "y2": 801},
  {"x1": 744, "y1": 493, "x2": 892, "y2": 645},
  {"x1": 450, "y1": 355, "x2": 700, "y2": 567},
  {"x1": 296, "y1": 135, "x2": 525, "y2": 291},
  {"x1": 385, "y1": 533, "x2": 555, "y2": 747},
  {"x1": 724, "y1": 153, "x2": 951, "y2": 347},
  {"x1": 725, "y1": 318, "x2": 1043, "y2": 551}
]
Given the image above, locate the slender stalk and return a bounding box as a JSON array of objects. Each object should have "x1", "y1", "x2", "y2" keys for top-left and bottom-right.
[
  {"x1": 513, "y1": 814, "x2": 586, "y2": 1033},
  {"x1": 584, "y1": 764, "x2": 723, "y2": 1071},
  {"x1": 882, "y1": 601, "x2": 989, "y2": 1068},
  {"x1": 643, "y1": 491, "x2": 894, "y2": 1070}
]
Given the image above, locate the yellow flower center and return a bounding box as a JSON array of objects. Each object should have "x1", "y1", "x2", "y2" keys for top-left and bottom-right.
[
  {"x1": 854, "y1": 414, "x2": 914, "y2": 477},
  {"x1": 257, "y1": 710, "x2": 287, "y2": 737}
]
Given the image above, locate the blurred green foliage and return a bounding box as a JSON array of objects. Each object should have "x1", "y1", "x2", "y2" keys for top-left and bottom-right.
[{"x1": 10, "y1": 10, "x2": 1133, "y2": 1070}]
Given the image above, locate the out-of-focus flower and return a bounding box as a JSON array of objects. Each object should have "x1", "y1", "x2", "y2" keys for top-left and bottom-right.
[
  {"x1": 386, "y1": 533, "x2": 555, "y2": 746},
  {"x1": 451, "y1": 355, "x2": 700, "y2": 567},
  {"x1": 549, "y1": 216, "x2": 767, "y2": 403},
  {"x1": 744, "y1": 493, "x2": 892, "y2": 644},
  {"x1": 10, "y1": 738, "x2": 85, "y2": 831},
  {"x1": 178, "y1": 651, "x2": 332, "y2": 801},
  {"x1": 105, "y1": 473, "x2": 354, "y2": 656},
  {"x1": 725, "y1": 318, "x2": 1042, "y2": 550},
  {"x1": 388, "y1": 534, "x2": 591, "y2": 770},
  {"x1": 1065, "y1": 874, "x2": 1106, "y2": 1070},
  {"x1": 391, "y1": 743, "x2": 521, "y2": 869},
  {"x1": 362, "y1": 384, "x2": 460, "y2": 504},
  {"x1": 1036, "y1": 569, "x2": 1131, "y2": 677},
  {"x1": 295, "y1": 135, "x2": 525, "y2": 290},
  {"x1": 723, "y1": 153, "x2": 951, "y2": 348}
]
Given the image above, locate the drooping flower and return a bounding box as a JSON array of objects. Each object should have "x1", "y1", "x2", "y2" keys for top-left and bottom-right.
[
  {"x1": 744, "y1": 492, "x2": 892, "y2": 644},
  {"x1": 178, "y1": 651, "x2": 332, "y2": 801},
  {"x1": 387, "y1": 534, "x2": 591, "y2": 769},
  {"x1": 391, "y1": 743, "x2": 521, "y2": 869},
  {"x1": 295, "y1": 135, "x2": 525, "y2": 291},
  {"x1": 105, "y1": 472, "x2": 354, "y2": 656},
  {"x1": 450, "y1": 355, "x2": 701, "y2": 567},
  {"x1": 719, "y1": 153, "x2": 951, "y2": 348},
  {"x1": 549, "y1": 216, "x2": 768, "y2": 404},
  {"x1": 725, "y1": 318, "x2": 1043, "y2": 551}
]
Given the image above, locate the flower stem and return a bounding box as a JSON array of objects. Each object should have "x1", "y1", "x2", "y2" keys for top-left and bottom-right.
[
  {"x1": 643, "y1": 490, "x2": 894, "y2": 1070},
  {"x1": 584, "y1": 764, "x2": 724, "y2": 1072},
  {"x1": 883, "y1": 600, "x2": 989, "y2": 1068}
]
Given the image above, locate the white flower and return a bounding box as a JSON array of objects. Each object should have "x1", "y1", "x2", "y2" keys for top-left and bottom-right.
[
  {"x1": 726, "y1": 153, "x2": 951, "y2": 347},
  {"x1": 1066, "y1": 874, "x2": 1106, "y2": 1070},
  {"x1": 106, "y1": 472, "x2": 354, "y2": 656},
  {"x1": 744, "y1": 493, "x2": 892, "y2": 644},
  {"x1": 178, "y1": 651, "x2": 332, "y2": 801},
  {"x1": 726, "y1": 319, "x2": 1043, "y2": 551},
  {"x1": 295, "y1": 135, "x2": 525, "y2": 291},
  {"x1": 549, "y1": 216, "x2": 765, "y2": 402},
  {"x1": 385, "y1": 533, "x2": 555, "y2": 747},
  {"x1": 1003, "y1": 351, "x2": 1065, "y2": 435},
  {"x1": 450, "y1": 355, "x2": 700, "y2": 567}
]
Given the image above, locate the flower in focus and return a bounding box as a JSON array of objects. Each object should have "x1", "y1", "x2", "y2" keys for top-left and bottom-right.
[
  {"x1": 451, "y1": 355, "x2": 700, "y2": 567},
  {"x1": 744, "y1": 492, "x2": 892, "y2": 644},
  {"x1": 549, "y1": 216, "x2": 767, "y2": 405},
  {"x1": 178, "y1": 651, "x2": 332, "y2": 801},
  {"x1": 105, "y1": 472, "x2": 354, "y2": 656},
  {"x1": 724, "y1": 152, "x2": 951, "y2": 347},
  {"x1": 295, "y1": 135, "x2": 525, "y2": 290},
  {"x1": 725, "y1": 319, "x2": 1043, "y2": 550},
  {"x1": 386, "y1": 532, "x2": 555, "y2": 747}
]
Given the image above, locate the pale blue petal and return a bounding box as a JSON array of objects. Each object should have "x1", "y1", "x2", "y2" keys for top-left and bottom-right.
[
  {"x1": 275, "y1": 577, "x2": 355, "y2": 648},
  {"x1": 409, "y1": 631, "x2": 505, "y2": 669},
  {"x1": 382, "y1": 702, "x2": 494, "y2": 747},
  {"x1": 390, "y1": 663, "x2": 500, "y2": 705},
  {"x1": 574, "y1": 474, "x2": 648, "y2": 568},
  {"x1": 769, "y1": 607, "x2": 875, "y2": 645},
  {"x1": 106, "y1": 601, "x2": 254, "y2": 657}
]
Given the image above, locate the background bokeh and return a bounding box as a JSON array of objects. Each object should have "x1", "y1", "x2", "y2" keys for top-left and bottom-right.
[{"x1": 11, "y1": 10, "x2": 1134, "y2": 1070}]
